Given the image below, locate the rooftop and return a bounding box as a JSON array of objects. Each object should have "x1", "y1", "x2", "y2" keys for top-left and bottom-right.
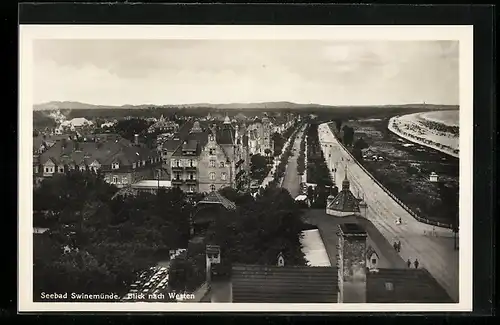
[
  {"x1": 366, "y1": 268, "x2": 454, "y2": 303},
  {"x1": 338, "y1": 223, "x2": 367, "y2": 236},
  {"x1": 197, "y1": 191, "x2": 237, "y2": 210},
  {"x1": 231, "y1": 264, "x2": 338, "y2": 303}
]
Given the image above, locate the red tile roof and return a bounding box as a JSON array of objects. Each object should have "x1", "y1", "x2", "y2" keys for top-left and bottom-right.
[{"x1": 231, "y1": 264, "x2": 338, "y2": 303}]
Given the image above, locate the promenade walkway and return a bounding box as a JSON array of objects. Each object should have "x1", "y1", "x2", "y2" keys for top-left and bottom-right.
[{"x1": 317, "y1": 122, "x2": 459, "y2": 302}]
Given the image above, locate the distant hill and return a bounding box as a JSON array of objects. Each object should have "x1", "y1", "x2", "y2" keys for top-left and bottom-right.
[{"x1": 33, "y1": 101, "x2": 459, "y2": 111}]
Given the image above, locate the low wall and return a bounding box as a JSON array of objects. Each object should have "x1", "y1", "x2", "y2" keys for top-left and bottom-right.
[{"x1": 325, "y1": 122, "x2": 454, "y2": 231}]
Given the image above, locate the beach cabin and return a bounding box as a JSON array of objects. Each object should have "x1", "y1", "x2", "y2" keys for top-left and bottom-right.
[{"x1": 429, "y1": 172, "x2": 439, "y2": 183}]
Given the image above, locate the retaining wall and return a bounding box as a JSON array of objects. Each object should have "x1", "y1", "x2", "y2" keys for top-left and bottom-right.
[{"x1": 326, "y1": 122, "x2": 454, "y2": 231}]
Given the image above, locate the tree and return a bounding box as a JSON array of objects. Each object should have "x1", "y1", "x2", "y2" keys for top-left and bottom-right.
[
  {"x1": 208, "y1": 186, "x2": 307, "y2": 267},
  {"x1": 307, "y1": 186, "x2": 314, "y2": 203},
  {"x1": 272, "y1": 132, "x2": 284, "y2": 156},
  {"x1": 33, "y1": 171, "x2": 195, "y2": 297},
  {"x1": 250, "y1": 154, "x2": 269, "y2": 181},
  {"x1": 113, "y1": 118, "x2": 152, "y2": 142},
  {"x1": 354, "y1": 137, "x2": 368, "y2": 150},
  {"x1": 334, "y1": 119, "x2": 343, "y2": 132},
  {"x1": 342, "y1": 125, "x2": 355, "y2": 146}
]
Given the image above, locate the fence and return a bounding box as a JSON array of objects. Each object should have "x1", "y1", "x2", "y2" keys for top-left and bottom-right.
[{"x1": 326, "y1": 123, "x2": 454, "y2": 230}]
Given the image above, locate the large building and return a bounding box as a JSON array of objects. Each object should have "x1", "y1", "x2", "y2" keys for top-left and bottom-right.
[
  {"x1": 246, "y1": 114, "x2": 274, "y2": 156},
  {"x1": 148, "y1": 115, "x2": 179, "y2": 134},
  {"x1": 163, "y1": 116, "x2": 250, "y2": 194},
  {"x1": 34, "y1": 133, "x2": 162, "y2": 188}
]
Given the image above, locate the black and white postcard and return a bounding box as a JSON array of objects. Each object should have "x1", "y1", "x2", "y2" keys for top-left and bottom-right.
[{"x1": 19, "y1": 25, "x2": 473, "y2": 312}]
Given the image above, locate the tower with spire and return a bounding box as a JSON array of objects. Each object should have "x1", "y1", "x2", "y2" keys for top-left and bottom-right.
[{"x1": 326, "y1": 166, "x2": 361, "y2": 217}]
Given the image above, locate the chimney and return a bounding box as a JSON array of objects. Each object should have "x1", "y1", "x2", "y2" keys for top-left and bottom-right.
[
  {"x1": 337, "y1": 223, "x2": 367, "y2": 303},
  {"x1": 134, "y1": 134, "x2": 139, "y2": 146}
]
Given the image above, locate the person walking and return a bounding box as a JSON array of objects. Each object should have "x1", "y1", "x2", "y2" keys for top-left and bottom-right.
[
  {"x1": 414, "y1": 259, "x2": 419, "y2": 269},
  {"x1": 407, "y1": 258, "x2": 411, "y2": 268},
  {"x1": 397, "y1": 241, "x2": 401, "y2": 253},
  {"x1": 393, "y1": 242, "x2": 398, "y2": 251}
]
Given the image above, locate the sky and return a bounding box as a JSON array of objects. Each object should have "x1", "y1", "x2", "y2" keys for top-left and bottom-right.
[{"x1": 33, "y1": 40, "x2": 459, "y2": 106}]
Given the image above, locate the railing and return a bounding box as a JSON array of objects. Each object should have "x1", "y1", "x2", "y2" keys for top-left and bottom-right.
[{"x1": 326, "y1": 123, "x2": 454, "y2": 230}]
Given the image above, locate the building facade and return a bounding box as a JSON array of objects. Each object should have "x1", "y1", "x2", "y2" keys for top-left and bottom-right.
[
  {"x1": 35, "y1": 133, "x2": 162, "y2": 188},
  {"x1": 165, "y1": 117, "x2": 250, "y2": 194}
]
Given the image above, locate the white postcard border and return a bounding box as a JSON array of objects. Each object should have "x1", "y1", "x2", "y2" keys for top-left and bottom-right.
[{"x1": 19, "y1": 25, "x2": 474, "y2": 312}]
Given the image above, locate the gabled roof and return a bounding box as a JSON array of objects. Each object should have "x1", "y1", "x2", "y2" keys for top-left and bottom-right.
[
  {"x1": 366, "y1": 268, "x2": 453, "y2": 303},
  {"x1": 327, "y1": 190, "x2": 360, "y2": 213},
  {"x1": 366, "y1": 245, "x2": 379, "y2": 259},
  {"x1": 216, "y1": 125, "x2": 235, "y2": 145},
  {"x1": 39, "y1": 137, "x2": 158, "y2": 167},
  {"x1": 327, "y1": 174, "x2": 360, "y2": 213},
  {"x1": 198, "y1": 191, "x2": 237, "y2": 210},
  {"x1": 162, "y1": 139, "x2": 182, "y2": 151},
  {"x1": 231, "y1": 264, "x2": 338, "y2": 303}
]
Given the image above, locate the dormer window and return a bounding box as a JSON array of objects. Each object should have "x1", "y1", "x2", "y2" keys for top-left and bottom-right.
[
  {"x1": 112, "y1": 162, "x2": 119, "y2": 170},
  {"x1": 209, "y1": 148, "x2": 216, "y2": 155},
  {"x1": 209, "y1": 135, "x2": 214, "y2": 142}
]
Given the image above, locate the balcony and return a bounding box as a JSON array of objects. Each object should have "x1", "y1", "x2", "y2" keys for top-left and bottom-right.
[
  {"x1": 185, "y1": 165, "x2": 197, "y2": 171},
  {"x1": 172, "y1": 165, "x2": 183, "y2": 171},
  {"x1": 185, "y1": 178, "x2": 198, "y2": 185},
  {"x1": 171, "y1": 178, "x2": 183, "y2": 185}
]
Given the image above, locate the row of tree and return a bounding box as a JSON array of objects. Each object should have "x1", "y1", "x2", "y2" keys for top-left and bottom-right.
[
  {"x1": 306, "y1": 123, "x2": 333, "y2": 188},
  {"x1": 273, "y1": 124, "x2": 302, "y2": 183},
  {"x1": 296, "y1": 125, "x2": 308, "y2": 176}
]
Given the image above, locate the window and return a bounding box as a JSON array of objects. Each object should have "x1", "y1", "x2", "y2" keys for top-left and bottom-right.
[
  {"x1": 189, "y1": 159, "x2": 195, "y2": 167},
  {"x1": 188, "y1": 185, "x2": 196, "y2": 193},
  {"x1": 219, "y1": 161, "x2": 225, "y2": 168},
  {"x1": 175, "y1": 173, "x2": 181, "y2": 180},
  {"x1": 209, "y1": 135, "x2": 214, "y2": 142},
  {"x1": 44, "y1": 167, "x2": 48, "y2": 173},
  {"x1": 209, "y1": 148, "x2": 216, "y2": 155},
  {"x1": 176, "y1": 160, "x2": 181, "y2": 167},
  {"x1": 80, "y1": 165, "x2": 86, "y2": 171},
  {"x1": 189, "y1": 173, "x2": 195, "y2": 180},
  {"x1": 385, "y1": 282, "x2": 394, "y2": 291},
  {"x1": 58, "y1": 167, "x2": 64, "y2": 173},
  {"x1": 221, "y1": 172, "x2": 227, "y2": 181},
  {"x1": 112, "y1": 162, "x2": 119, "y2": 169},
  {"x1": 210, "y1": 184, "x2": 216, "y2": 191},
  {"x1": 209, "y1": 160, "x2": 216, "y2": 168},
  {"x1": 209, "y1": 172, "x2": 216, "y2": 180},
  {"x1": 372, "y1": 258, "x2": 377, "y2": 264},
  {"x1": 112, "y1": 176, "x2": 118, "y2": 184},
  {"x1": 132, "y1": 162, "x2": 136, "y2": 169},
  {"x1": 122, "y1": 176, "x2": 128, "y2": 184}
]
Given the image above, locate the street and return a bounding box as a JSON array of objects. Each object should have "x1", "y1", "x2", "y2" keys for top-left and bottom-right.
[
  {"x1": 281, "y1": 129, "x2": 304, "y2": 199},
  {"x1": 317, "y1": 123, "x2": 459, "y2": 302}
]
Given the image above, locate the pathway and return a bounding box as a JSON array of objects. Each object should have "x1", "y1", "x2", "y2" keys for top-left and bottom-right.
[{"x1": 317, "y1": 122, "x2": 459, "y2": 302}]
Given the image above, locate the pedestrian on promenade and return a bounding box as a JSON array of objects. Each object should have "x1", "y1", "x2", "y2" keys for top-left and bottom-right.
[
  {"x1": 414, "y1": 259, "x2": 419, "y2": 269},
  {"x1": 397, "y1": 241, "x2": 401, "y2": 253},
  {"x1": 407, "y1": 258, "x2": 411, "y2": 268},
  {"x1": 393, "y1": 242, "x2": 398, "y2": 251}
]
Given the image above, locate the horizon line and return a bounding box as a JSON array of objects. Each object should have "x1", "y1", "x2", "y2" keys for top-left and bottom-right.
[{"x1": 33, "y1": 100, "x2": 459, "y2": 108}]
